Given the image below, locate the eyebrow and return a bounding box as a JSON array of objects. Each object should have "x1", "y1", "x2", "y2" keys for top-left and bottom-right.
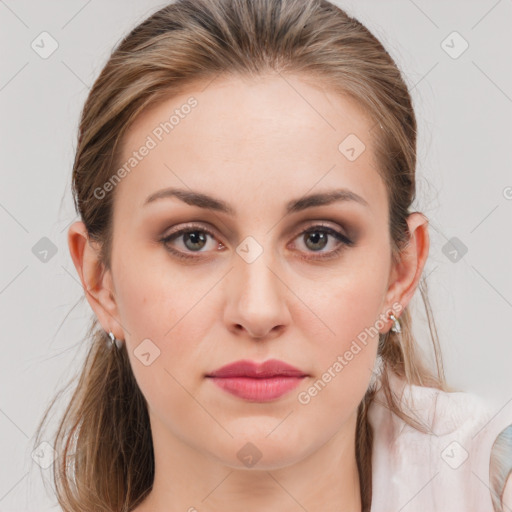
[{"x1": 143, "y1": 187, "x2": 369, "y2": 215}]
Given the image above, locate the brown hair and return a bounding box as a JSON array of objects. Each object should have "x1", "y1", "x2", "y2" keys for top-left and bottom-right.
[{"x1": 34, "y1": 0, "x2": 448, "y2": 510}]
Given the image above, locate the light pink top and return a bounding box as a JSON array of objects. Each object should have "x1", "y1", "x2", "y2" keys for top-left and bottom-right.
[{"x1": 368, "y1": 371, "x2": 511, "y2": 512}]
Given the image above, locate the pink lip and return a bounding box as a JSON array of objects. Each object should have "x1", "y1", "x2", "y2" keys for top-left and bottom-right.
[{"x1": 206, "y1": 359, "x2": 308, "y2": 402}]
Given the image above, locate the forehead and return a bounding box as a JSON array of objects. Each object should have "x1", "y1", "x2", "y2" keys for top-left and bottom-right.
[{"x1": 114, "y1": 73, "x2": 387, "y2": 217}]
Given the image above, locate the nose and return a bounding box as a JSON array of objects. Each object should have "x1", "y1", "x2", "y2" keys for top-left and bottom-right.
[{"x1": 223, "y1": 249, "x2": 291, "y2": 340}]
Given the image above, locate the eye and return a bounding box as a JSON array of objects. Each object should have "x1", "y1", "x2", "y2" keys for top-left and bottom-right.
[
  {"x1": 160, "y1": 224, "x2": 223, "y2": 260},
  {"x1": 290, "y1": 224, "x2": 354, "y2": 260}
]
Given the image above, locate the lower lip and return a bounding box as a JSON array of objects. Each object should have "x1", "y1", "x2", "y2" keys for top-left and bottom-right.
[{"x1": 207, "y1": 376, "x2": 305, "y2": 402}]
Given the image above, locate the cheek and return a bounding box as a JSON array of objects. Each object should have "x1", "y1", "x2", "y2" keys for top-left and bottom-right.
[
  {"x1": 306, "y1": 252, "x2": 390, "y2": 349},
  {"x1": 120, "y1": 280, "x2": 216, "y2": 435},
  {"x1": 297, "y1": 251, "x2": 389, "y2": 406},
  {"x1": 296, "y1": 288, "x2": 380, "y2": 426},
  {"x1": 114, "y1": 242, "x2": 210, "y2": 339},
  {"x1": 114, "y1": 250, "x2": 219, "y2": 381}
]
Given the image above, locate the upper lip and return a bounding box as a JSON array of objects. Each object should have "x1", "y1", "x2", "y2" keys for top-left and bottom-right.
[{"x1": 206, "y1": 359, "x2": 308, "y2": 378}]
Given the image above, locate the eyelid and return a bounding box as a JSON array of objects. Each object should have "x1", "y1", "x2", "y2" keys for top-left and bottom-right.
[
  {"x1": 161, "y1": 222, "x2": 218, "y2": 240},
  {"x1": 297, "y1": 221, "x2": 352, "y2": 240}
]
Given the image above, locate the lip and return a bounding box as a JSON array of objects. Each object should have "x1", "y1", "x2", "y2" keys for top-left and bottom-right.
[
  {"x1": 206, "y1": 359, "x2": 308, "y2": 378},
  {"x1": 206, "y1": 359, "x2": 309, "y2": 402}
]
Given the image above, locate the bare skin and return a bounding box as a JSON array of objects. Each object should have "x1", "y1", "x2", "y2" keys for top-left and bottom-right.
[{"x1": 68, "y1": 72, "x2": 429, "y2": 512}]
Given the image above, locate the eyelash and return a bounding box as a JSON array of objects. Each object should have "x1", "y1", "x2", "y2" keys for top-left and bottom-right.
[{"x1": 159, "y1": 223, "x2": 354, "y2": 261}]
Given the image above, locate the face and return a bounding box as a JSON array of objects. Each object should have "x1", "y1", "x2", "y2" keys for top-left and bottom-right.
[{"x1": 86, "y1": 73, "x2": 408, "y2": 469}]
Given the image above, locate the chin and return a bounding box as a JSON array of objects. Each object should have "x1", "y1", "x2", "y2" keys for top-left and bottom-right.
[{"x1": 208, "y1": 425, "x2": 316, "y2": 470}]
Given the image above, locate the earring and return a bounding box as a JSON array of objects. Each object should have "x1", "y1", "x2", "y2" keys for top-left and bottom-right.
[
  {"x1": 389, "y1": 313, "x2": 401, "y2": 334},
  {"x1": 108, "y1": 331, "x2": 123, "y2": 349}
]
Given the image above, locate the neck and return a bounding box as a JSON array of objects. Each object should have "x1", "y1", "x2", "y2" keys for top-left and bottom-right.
[{"x1": 134, "y1": 410, "x2": 362, "y2": 512}]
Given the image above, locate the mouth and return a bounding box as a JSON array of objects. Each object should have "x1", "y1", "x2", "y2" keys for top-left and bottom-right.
[{"x1": 205, "y1": 358, "x2": 309, "y2": 402}]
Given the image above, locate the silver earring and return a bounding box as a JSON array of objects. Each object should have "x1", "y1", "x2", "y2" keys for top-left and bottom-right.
[
  {"x1": 389, "y1": 313, "x2": 401, "y2": 334},
  {"x1": 108, "y1": 331, "x2": 123, "y2": 349}
]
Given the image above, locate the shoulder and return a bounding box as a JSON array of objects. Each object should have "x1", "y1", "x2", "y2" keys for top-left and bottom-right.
[
  {"x1": 395, "y1": 372, "x2": 491, "y2": 435},
  {"x1": 367, "y1": 371, "x2": 495, "y2": 512}
]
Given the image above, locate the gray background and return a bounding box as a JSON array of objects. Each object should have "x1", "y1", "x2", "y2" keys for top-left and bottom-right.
[{"x1": 1, "y1": 0, "x2": 511, "y2": 510}]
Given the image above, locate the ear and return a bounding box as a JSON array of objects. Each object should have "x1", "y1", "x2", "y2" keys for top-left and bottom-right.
[
  {"x1": 67, "y1": 221, "x2": 124, "y2": 340},
  {"x1": 382, "y1": 212, "x2": 430, "y2": 329}
]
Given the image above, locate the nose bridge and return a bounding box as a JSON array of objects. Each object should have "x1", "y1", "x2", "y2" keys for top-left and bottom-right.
[
  {"x1": 236, "y1": 237, "x2": 280, "y2": 305},
  {"x1": 226, "y1": 234, "x2": 289, "y2": 337}
]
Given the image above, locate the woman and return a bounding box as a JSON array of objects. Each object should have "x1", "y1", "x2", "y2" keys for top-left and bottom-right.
[{"x1": 33, "y1": 0, "x2": 509, "y2": 510}]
